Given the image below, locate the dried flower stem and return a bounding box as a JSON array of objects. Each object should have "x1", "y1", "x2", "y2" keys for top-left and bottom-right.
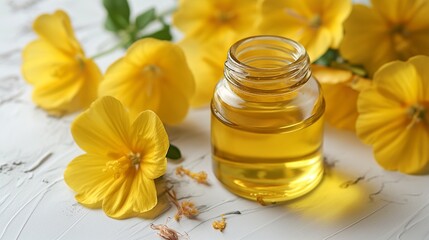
[
  {"x1": 167, "y1": 190, "x2": 199, "y2": 221},
  {"x1": 151, "y1": 218, "x2": 188, "y2": 240},
  {"x1": 175, "y1": 166, "x2": 208, "y2": 185}
]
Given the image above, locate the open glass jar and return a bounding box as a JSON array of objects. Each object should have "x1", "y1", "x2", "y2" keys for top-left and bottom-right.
[{"x1": 211, "y1": 35, "x2": 325, "y2": 203}]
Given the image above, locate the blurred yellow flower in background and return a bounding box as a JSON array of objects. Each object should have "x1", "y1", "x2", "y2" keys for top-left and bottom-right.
[
  {"x1": 64, "y1": 96, "x2": 169, "y2": 219},
  {"x1": 22, "y1": 10, "x2": 101, "y2": 116},
  {"x1": 260, "y1": 0, "x2": 351, "y2": 62},
  {"x1": 99, "y1": 38, "x2": 195, "y2": 125},
  {"x1": 340, "y1": 0, "x2": 429, "y2": 76},
  {"x1": 312, "y1": 65, "x2": 370, "y2": 131},
  {"x1": 173, "y1": 0, "x2": 260, "y2": 47},
  {"x1": 356, "y1": 56, "x2": 429, "y2": 174},
  {"x1": 178, "y1": 38, "x2": 225, "y2": 107},
  {"x1": 173, "y1": 0, "x2": 260, "y2": 107}
]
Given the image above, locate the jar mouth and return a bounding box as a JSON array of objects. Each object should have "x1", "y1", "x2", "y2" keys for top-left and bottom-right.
[
  {"x1": 225, "y1": 35, "x2": 311, "y2": 93},
  {"x1": 229, "y1": 35, "x2": 308, "y2": 71}
]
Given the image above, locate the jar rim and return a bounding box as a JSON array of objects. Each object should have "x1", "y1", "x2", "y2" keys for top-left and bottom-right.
[
  {"x1": 225, "y1": 35, "x2": 311, "y2": 93},
  {"x1": 228, "y1": 35, "x2": 309, "y2": 72}
]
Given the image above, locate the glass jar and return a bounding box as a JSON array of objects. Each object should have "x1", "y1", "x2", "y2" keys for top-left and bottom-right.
[{"x1": 211, "y1": 35, "x2": 325, "y2": 203}]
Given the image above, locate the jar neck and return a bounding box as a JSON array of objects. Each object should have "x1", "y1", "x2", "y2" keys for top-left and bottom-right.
[{"x1": 224, "y1": 35, "x2": 311, "y2": 98}]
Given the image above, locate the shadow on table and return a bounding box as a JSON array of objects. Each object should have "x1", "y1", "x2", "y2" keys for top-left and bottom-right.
[{"x1": 283, "y1": 164, "x2": 375, "y2": 223}]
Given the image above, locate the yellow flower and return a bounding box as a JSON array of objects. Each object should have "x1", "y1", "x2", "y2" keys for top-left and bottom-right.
[
  {"x1": 340, "y1": 0, "x2": 429, "y2": 76},
  {"x1": 64, "y1": 96, "x2": 169, "y2": 219},
  {"x1": 173, "y1": 0, "x2": 260, "y2": 107},
  {"x1": 99, "y1": 38, "x2": 195, "y2": 125},
  {"x1": 356, "y1": 56, "x2": 429, "y2": 174},
  {"x1": 260, "y1": 0, "x2": 351, "y2": 61},
  {"x1": 178, "y1": 38, "x2": 224, "y2": 107},
  {"x1": 22, "y1": 10, "x2": 101, "y2": 116},
  {"x1": 312, "y1": 64, "x2": 370, "y2": 131},
  {"x1": 172, "y1": 0, "x2": 260, "y2": 47}
]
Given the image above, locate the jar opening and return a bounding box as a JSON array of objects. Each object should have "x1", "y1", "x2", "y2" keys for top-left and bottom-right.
[
  {"x1": 230, "y1": 35, "x2": 307, "y2": 70},
  {"x1": 225, "y1": 35, "x2": 311, "y2": 93}
]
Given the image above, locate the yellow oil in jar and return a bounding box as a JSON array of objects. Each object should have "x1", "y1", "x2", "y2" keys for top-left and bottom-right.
[{"x1": 211, "y1": 107, "x2": 324, "y2": 203}]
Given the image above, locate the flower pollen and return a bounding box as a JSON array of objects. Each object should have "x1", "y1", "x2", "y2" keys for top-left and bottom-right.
[
  {"x1": 212, "y1": 215, "x2": 227, "y2": 232},
  {"x1": 76, "y1": 54, "x2": 85, "y2": 70},
  {"x1": 391, "y1": 24, "x2": 413, "y2": 59},
  {"x1": 103, "y1": 157, "x2": 129, "y2": 179},
  {"x1": 407, "y1": 104, "x2": 428, "y2": 129},
  {"x1": 175, "y1": 166, "x2": 208, "y2": 184},
  {"x1": 216, "y1": 10, "x2": 235, "y2": 23},
  {"x1": 128, "y1": 152, "x2": 141, "y2": 170},
  {"x1": 309, "y1": 15, "x2": 322, "y2": 29},
  {"x1": 167, "y1": 190, "x2": 199, "y2": 221}
]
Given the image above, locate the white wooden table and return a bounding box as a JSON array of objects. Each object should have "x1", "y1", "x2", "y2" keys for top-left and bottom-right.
[{"x1": 1, "y1": 0, "x2": 429, "y2": 239}]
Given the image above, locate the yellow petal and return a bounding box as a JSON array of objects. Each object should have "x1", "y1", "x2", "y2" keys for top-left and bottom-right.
[
  {"x1": 371, "y1": 0, "x2": 425, "y2": 24},
  {"x1": 339, "y1": 5, "x2": 392, "y2": 75},
  {"x1": 408, "y1": 55, "x2": 429, "y2": 100},
  {"x1": 33, "y1": 10, "x2": 82, "y2": 56},
  {"x1": 261, "y1": 0, "x2": 351, "y2": 61},
  {"x1": 312, "y1": 65, "x2": 353, "y2": 84},
  {"x1": 77, "y1": 58, "x2": 101, "y2": 109},
  {"x1": 407, "y1": 0, "x2": 429, "y2": 31},
  {"x1": 173, "y1": 0, "x2": 260, "y2": 45},
  {"x1": 157, "y1": 87, "x2": 190, "y2": 125},
  {"x1": 407, "y1": 31, "x2": 429, "y2": 57},
  {"x1": 29, "y1": 56, "x2": 99, "y2": 116},
  {"x1": 100, "y1": 39, "x2": 194, "y2": 124},
  {"x1": 318, "y1": 0, "x2": 352, "y2": 48},
  {"x1": 32, "y1": 70, "x2": 83, "y2": 115},
  {"x1": 64, "y1": 154, "x2": 116, "y2": 208},
  {"x1": 357, "y1": 83, "x2": 408, "y2": 143},
  {"x1": 322, "y1": 82, "x2": 359, "y2": 131},
  {"x1": 21, "y1": 40, "x2": 71, "y2": 85},
  {"x1": 260, "y1": 0, "x2": 310, "y2": 43},
  {"x1": 126, "y1": 38, "x2": 195, "y2": 96},
  {"x1": 102, "y1": 170, "x2": 157, "y2": 219},
  {"x1": 371, "y1": 124, "x2": 429, "y2": 174},
  {"x1": 99, "y1": 59, "x2": 160, "y2": 120},
  {"x1": 130, "y1": 110, "x2": 168, "y2": 179},
  {"x1": 321, "y1": 0, "x2": 352, "y2": 27},
  {"x1": 138, "y1": 178, "x2": 170, "y2": 219},
  {"x1": 71, "y1": 96, "x2": 131, "y2": 157},
  {"x1": 178, "y1": 38, "x2": 224, "y2": 107},
  {"x1": 142, "y1": 40, "x2": 195, "y2": 97},
  {"x1": 303, "y1": 27, "x2": 332, "y2": 61},
  {"x1": 373, "y1": 61, "x2": 421, "y2": 104},
  {"x1": 172, "y1": 1, "x2": 212, "y2": 37}
]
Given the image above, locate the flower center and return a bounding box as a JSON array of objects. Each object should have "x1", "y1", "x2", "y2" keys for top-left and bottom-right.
[
  {"x1": 128, "y1": 152, "x2": 141, "y2": 170},
  {"x1": 103, "y1": 152, "x2": 141, "y2": 178},
  {"x1": 407, "y1": 104, "x2": 428, "y2": 129},
  {"x1": 142, "y1": 64, "x2": 161, "y2": 97},
  {"x1": 103, "y1": 157, "x2": 130, "y2": 179},
  {"x1": 309, "y1": 15, "x2": 322, "y2": 29},
  {"x1": 216, "y1": 10, "x2": 235, "y2": 23},
  {"x1": 391, "y1": 24, "x2": 412, "y2": 60},
  {"x1": 76, "y1": 54, "x2": 85, "y2": 70},
  {"x1": 143, "y1": 64, "x2": 161, "y2": 78}
]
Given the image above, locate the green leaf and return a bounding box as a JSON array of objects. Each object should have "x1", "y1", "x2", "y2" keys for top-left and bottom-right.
[
  {"x1": 135, "y1": 8, "x2": 156, "y2": 30},
  {"x1": 166, "y1": 144, "x2": 181, "y2": 160},
  {"x1": 314, "y1": 49, "x2": 339, "y2": 66},
  {"x1": 104, "y1": 17, "x2": 119, "y2": 32},
  {"x1": 103, "y1": 0, "x2": 130, "y2": 32},
  {"x1": 139, "y1": 22, "x2": 172, "y2": 41}
]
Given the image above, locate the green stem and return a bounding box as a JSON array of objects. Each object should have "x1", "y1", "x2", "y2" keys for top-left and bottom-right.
[
  {"x1": 331, "y1": 62, "x2": 367, "y2": 77},
  {"x1": 90, "y1": 40, "x2": 126, "y2": 60}
]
